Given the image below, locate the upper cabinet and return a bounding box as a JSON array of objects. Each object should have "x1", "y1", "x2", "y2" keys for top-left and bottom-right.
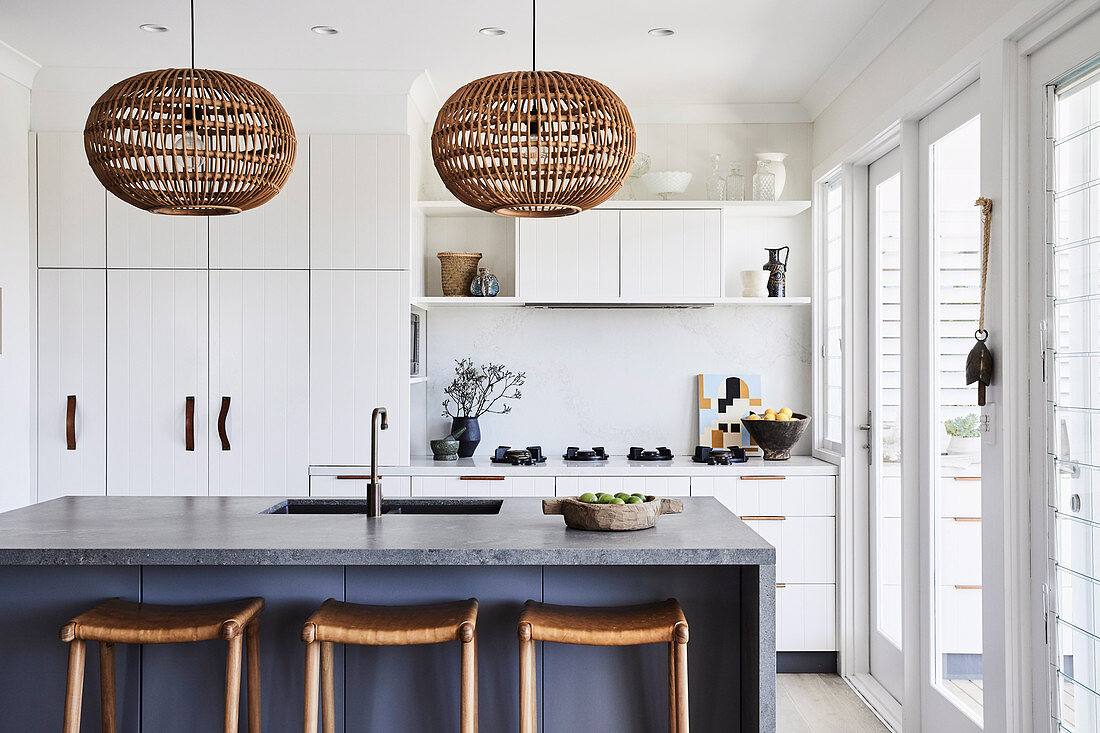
[
  {"x1": 310, "y1": 134, "x2": 409, "y2": 270},
  {"x1": 36, "y1": 133, "x2": 106, "y2": 268},
  {"x1": 518, "y1": 211, "x2": 620, "y2": 301},
  {"x1": 208, "y1": 157, "x2": 310, "y2": 269},
  {"x1": 107, "y1": 195, "x2": 208, "y2": 268},
  {"x1": 619, "y1": 210, "x2": 722, "y2": 299}
]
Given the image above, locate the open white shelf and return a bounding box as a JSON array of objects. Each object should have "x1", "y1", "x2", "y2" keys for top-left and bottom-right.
[
  {"x1": 413, "y1": 296, "x2": 810, "y2": 308},
  {"x1": 418, "y1": 199, "x2": 811, "y2": 218}
]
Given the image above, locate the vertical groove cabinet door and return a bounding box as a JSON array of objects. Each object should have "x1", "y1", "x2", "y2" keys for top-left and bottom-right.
[
  {"x1": 309, "y1": 271, "x2": 410, "y2": 466},
  {"x1": 208, "y1": 159, "x2": 310, "y2": 269},
  {"x1": 35, "y1": 132, "x2": 106, "y2": 268},
  {"x1": 619, "y1": 210, "x2": 722, "y2": 299},
  {"x1": 309, "y1": 135, "x2": 410, "y2": 270},
  {"x1": 517, "y1": 211, "x2": 619, "y2": 301},
  {"x1": 37, "y1": 269, "x2": 107, "y2": 500},
  {"x1": 106, "y1": 270, "x2": 209, "y2": 495},
  {"x1": 309, "y1": 475, "x2": 412, "y2": 498},
  {"x1": 106, "y1": 196, "x2": 209, "y2": 268},
  {"x1": 776, "y1": 584, "x2": 837, "y2": 651},
  {"x1": 209, "y1": 271, "x2": 310, "y2": 496}
]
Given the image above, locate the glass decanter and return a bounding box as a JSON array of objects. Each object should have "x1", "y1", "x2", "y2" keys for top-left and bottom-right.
[
  {"x1": 725, "y1": 163, "x2": 745, "y2": 201},
  {"x1": 752, "y1": 160, "x2": 775, "y2": 201},
  {"x1": 705, "y1": 154, "x2": 726, "y2": 201}
]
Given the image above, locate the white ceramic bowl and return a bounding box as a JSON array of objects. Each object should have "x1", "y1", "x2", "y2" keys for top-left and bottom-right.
[{"x1": 641, "y1": 171, "x2": 692, "y2": 199}]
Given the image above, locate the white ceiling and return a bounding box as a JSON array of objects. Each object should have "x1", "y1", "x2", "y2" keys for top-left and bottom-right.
[{"x1": 0, "y1": 0, "x2": 926, "y2": 116}]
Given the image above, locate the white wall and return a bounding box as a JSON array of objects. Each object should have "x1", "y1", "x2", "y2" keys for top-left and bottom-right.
[
  {"x1": 0, "y1": 72, "x2": 33, "y2": 511},
  {"x1": 418, "y1": 305, "x2": 812, "y2": 457}
]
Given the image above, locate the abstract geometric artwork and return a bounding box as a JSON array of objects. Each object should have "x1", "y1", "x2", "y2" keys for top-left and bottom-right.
[{"x1": 697, "y1": 374, "x2": 763, "y2": 451}]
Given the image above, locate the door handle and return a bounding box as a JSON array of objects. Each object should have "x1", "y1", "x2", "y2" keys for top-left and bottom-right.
[
  {"x1": 66, "y1": 395, "x2": 77, "y2": 450},
  {"x1": 185, "y1": 396, "x2": 195, "y2": 451},
  {"x1": 218, "y1": 396, "x2": 231, "y2": 451},
  {"x1": 858, "y1": 424, "x2": 872, "y2": 431}
]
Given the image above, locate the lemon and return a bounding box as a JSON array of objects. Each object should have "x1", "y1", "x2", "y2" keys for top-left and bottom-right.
[
  {"x1": 779, "y1": 407, "x2": 793, "y2": 417},
  {"x1": 776, "y1": 414, "x2": 791, "y2": 421},
  {"x1": 764, "y1": 413, "x2": 776, "y2": 420}
]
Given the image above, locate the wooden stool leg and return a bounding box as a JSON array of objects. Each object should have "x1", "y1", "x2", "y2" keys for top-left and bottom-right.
[
  {"x1": 62, "y1": 639, "x2": 86, "y2": 733},
  {"x1": 224, "y1": 634, "x2": 244, "y2": 733},
  {"x1": 461, "y1": 634, "x2": 478, "y2": 733},
  {"x1": 99, "y1": 642, "x2": 117, "y2": 733},
  {"x1": 674, "y1": 639, "x2": 689, "y2": 733},
  {"x1": 519, "y1": 624, "x2": 536, "y2": 733},
  {"x1": 245, "y1": 621, "x2": 261, "y2": 733},
  {"x1": 303, "y1": 640, "x2": 320, "y2": 733},
  {"x1": 667, "y1": 641, "x2": 677, "y2": 733},
  {"x1": 320, "y1": 642, "x2": 336, "y2": 733}
]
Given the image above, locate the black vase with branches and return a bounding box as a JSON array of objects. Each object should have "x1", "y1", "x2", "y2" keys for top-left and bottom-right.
[{"x1": 441, "y1": 359, "x2": 525, "y2": 457}]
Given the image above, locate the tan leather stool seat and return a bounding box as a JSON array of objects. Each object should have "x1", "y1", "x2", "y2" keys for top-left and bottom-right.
[
  {"x1": 518, "y1": 599, "x2": 688, "y2": 646},
  {"x1": 61, "y1": 597, "x2": 265, "y2": 644},
  {"x1": 301, "y1": 598, "x2": 477, "y2": 646}
]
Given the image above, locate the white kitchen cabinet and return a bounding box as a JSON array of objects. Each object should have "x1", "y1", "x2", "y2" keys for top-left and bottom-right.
[
  {"x1": 309, "y1": 270, "x2": 409, "y2": 466},
  {"x1": 107, "y1": 195, "x2": 208, "y2": 268},
  {"x1": 939, "y1": 584, "x2": 983, "y2": 654},
  {"x1": 517, "y1": 211, "x2": 620, "y2": 301},
  {"x1": 309, "y1": 134, "x2": 409, "y2": 270},
  {"x1": 938, "y1": 518, "x2": 983, "y2": 586},
  {"x1": 310, "y1": 475, "x2": 412, "y2": 498},
  {"x1": 690, "y1": 475, "x2": 836, "y2": 516},
  {"x1": 619, "y1": 210, "x2": 722, "y2": 299},
  {"x1": 35, "y1": 132, "x2": 106, "y2": 268},
  {"x1": 106, "y1": 270, "x2": 209, "y2": 495},
  {"x1": 555, "y1": 475, "x2": 691, "y2": 497},
  {"x1": 208, "y1": 160, "x2": 309, "y2": 269},
  {"x1": 939, "y1": 475, "x2": 982, "y2": 518},
  {"x1": 743, "y1": 516, "x2": 836, "y2": 584},
  {"x1": 411, "y1": 476, "x2": 555, "y2": 497},
  {"x1": 36, "y1": 270, "x2": 107, "y2": 500},
  {"x1": 209, "y1": 271, "x2": 310, "y2": 496},
  {"x1": 776, "y1": 584, "x2": 836, "y2": 651}
]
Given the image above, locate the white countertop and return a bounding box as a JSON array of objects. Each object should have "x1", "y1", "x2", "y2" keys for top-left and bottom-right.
[{"x1": 310, "y1": 455, "x2": 837, "y2": 477}]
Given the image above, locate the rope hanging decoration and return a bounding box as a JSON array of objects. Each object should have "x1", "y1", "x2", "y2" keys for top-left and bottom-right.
[
  {"x1": 966, "y1": 197, "x2": 994, "y2": 406},
  {"x1": 83, "y1": 0, "x2": 296, "y2": 215},
  {"x1": 430, "y1": 0, "x2": 635, "y2": 217}
]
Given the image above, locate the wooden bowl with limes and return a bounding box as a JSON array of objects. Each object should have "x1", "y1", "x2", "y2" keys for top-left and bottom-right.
[
  {"x1": 542, "y1": 496, "x2": 684, "y2": 531},
  {"x1": 741, "y1": 412, "x2": 811, "y2": 460}
]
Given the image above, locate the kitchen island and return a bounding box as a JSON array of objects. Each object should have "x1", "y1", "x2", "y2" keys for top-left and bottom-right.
[{"x1": 0, "y1": 496, "x2": 775, "y2": 732}]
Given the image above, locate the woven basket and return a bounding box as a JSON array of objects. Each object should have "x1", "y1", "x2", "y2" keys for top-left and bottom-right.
[{"x1": 437, "y1": 252, "x2": 482, "y2": 296}]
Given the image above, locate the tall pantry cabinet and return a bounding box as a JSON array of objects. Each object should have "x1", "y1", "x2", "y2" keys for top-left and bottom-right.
[{"x1": 33, "y1": 132, "x2": 411, "y2": 500}]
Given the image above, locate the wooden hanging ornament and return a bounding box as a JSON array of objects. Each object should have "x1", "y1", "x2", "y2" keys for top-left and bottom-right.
[{"x1": 966, "y1": 197, "x2": 994, "y2": 405}]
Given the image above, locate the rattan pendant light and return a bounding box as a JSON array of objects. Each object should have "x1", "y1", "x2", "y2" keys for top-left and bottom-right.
[
  {"x1": 431, "y1": 1, "x2": 635, "y2": 217},
  {"x1": 84, "y1": 0, "x2": 296, "y2": 215}
]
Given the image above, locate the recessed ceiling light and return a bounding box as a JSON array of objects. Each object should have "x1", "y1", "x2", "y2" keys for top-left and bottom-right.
[
  {"x1": 478, "y1": 27, "x2": 507, "y2": 36},
  {"x1": 648, "y1": 28, "x2": 675, "y2": 37},
  {"x1": 138, "y1": 24, "x2": 169, "y2": 33},
  {"x1": 310, "y1": 25, "x2": 340, "y2": 35}
]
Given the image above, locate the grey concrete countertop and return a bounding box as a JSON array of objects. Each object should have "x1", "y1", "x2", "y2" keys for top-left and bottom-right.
[{"x1": 0, "y1": 496, "x2": 774, "y2": 567}]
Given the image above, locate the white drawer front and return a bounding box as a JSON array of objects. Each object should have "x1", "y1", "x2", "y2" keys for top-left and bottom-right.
[
  {"x1": 939, "y1": 476, "x2": 982, "y2": 517},
  {"x1": 938, "y1": 518, "x2": 982, "y2": 585},
  {"x1": 938, "y1": 584, "x2": 983, "y2": 654},
  {"x1": 310, "y1": 475, "x2": 411, "y2": 498},
  {"x1": 412, "y1": 476, "x2": 554, "y2": 497},
  {"x1": 690, "y1": 475, "x2": 835, "y2": 516},
  {"x1": 555, "y1": 476, "x2": 691, "y2": 497},
  {"x1": 744, "y1": 517, "x2": 835, "y2": 584},
  {"x1": 776, "y1": 584, "x2": 836, "y2": 651}
]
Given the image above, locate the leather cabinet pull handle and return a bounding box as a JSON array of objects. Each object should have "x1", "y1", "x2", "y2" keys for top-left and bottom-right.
[
  {"x1": 66, "y1": 395, "x2": 77, "y2": 450},
  {"x1": 740, "y1": 475, "x2": 786, "y2": 480},
  {"x1": 459, "y1": 476, "x2": 506, "y2": 481},
  {"x1": 218, "y1": 396, "x2": 231, "y2": 451},
  {"x1": 185, "y1": 396, "x2": 195, "y2": 451},
  {"x1": 740, "y1": 515, "x2": 787, "y2": 521}
]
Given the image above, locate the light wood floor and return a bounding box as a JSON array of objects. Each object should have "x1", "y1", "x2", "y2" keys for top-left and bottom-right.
[
  {"x1": 778, "y1": 674, "x2": 889, "y2": 733},
  {"x1": 943, "y1": 679, "x2": 983, "y2": 720}
]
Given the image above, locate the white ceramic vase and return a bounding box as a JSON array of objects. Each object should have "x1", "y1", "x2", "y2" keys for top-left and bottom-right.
[
  {"x1": 947, "y1": 435, "x2": 981, "y2": 455},
  {"x1": 755, "y1": 153, "x2": 788, "y2": 199},
  {"x1": 740, "y1": 270, "x2": 770, "y2": 297}
]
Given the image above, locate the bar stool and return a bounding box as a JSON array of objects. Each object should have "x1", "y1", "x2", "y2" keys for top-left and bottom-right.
[
  {"x1": 301, "y1": 598, "x2": 479, "y2": 733},
  {"x1": 517, "y1": 598, "x2": 689, "y2": 733},
  {"x1": 59, "y1": 597, "x2": 264, "y2": 733}
]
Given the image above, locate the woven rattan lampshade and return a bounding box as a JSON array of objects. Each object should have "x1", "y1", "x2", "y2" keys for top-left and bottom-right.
[
  {"x1": 84, "y1": 68, "x2": 296, "y2": 216},
  {"x1": 431, "y1": 70, "x2": 635, "y2": 218}
]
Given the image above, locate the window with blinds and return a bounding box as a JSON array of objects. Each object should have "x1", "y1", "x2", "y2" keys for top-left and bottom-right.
[
  {"x1": 822, "y1": 177, "x2": 844, "y2": 451},
  {"x1": 1050, "y1": 68, "x2": 1100, "y2": 733}
]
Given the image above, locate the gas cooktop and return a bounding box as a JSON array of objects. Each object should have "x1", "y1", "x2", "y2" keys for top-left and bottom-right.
[
  {"x1": 692, "y1": 446, "x2": 748, "y2": 465},
  {"x1": 627, "y1": 446, "x2": 674, "y2": 462},
  {"x1": 489, "y1": 446, "x2": 547, "y2": 466},
  {"x1": 563, "y1": 446, "x2": 609, "y2": 461}
]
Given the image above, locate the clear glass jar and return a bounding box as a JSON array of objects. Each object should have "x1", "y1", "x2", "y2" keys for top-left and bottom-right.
[
  {"x1": 705, "y1": 154, "x2": 726, "y2": 201},
  {"x1": 752, "y1": 160, "x2": 775, "y2": 201},
  {"x1": 725, "y1": 163, "x2": 745, "y2": 201}
]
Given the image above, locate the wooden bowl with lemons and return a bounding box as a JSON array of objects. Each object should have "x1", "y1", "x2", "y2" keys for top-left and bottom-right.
[{"x1": 741, "y1": 408, "x2": 811, "y2": 461}]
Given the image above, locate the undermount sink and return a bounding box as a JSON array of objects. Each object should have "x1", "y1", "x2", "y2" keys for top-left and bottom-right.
[{"x1": 263, "y1": 498, "x2": 503, "y2": 516}]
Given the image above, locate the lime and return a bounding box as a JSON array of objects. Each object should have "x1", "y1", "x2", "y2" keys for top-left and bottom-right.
[
  {"x1": 579, "y1": 492, "x2": 598, "y2": 503},
  {"x1": 598, "y1": 494, "x2": 616, "y2": 504},
  {"x1": 630, "y1": 493, "x2": 645, "y2": 499},
  {"x1": 614, "y1": 492, "x2": 631, "y2": 500},
  {"x1": 609, "y1": 497, "x2": 626, "y2": 504},
  {"x1": 626, "y1": 496, "x2": 644, "y2": 504}
]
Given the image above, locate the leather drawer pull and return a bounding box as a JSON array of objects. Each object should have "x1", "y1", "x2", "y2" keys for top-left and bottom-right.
[
  {"x1": 460, "y1": 476, "x2": 506, "y2": 481},
  {"x1": 740, "y1": 476, "x2": 786, "y2": 480},
  {"x1": 335, "y1": 475, "x2": 379, "y2": 480},
  {"x1": 740, "y1": 515, "x2": 786, "y2": 521},
  {"x1": 954, "y1": 585, "x2": 982, "y2": 590},
  {"x1": 185, "y1": 396, "x2": 195, "y2": 451},
  {"x1": 66, "y1": 395, "x2": 77, "y2": 450},
  {"x1": 218, "y1": 396, "x2": 231, "y2": 451},
  {"x1": 953, "y1": 477, "x2": 981, "y2": 482},
  {"x1": 775, "y1": 583, "x2": 787, "y2": 588},
  {"x1": 952, "y1": 517, "x2": 982, "y2": 522}
]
